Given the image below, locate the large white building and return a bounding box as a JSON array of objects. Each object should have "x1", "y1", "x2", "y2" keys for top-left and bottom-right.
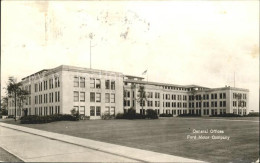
[{"x1": 7, "y1": 65, "x2": 249, "y2": 119}]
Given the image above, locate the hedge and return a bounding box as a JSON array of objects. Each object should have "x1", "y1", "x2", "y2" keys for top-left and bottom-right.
[
  {"x1": 244, "y1": 112, "x2": 259, "y2": 117},
  {"x1": 209, "y1": 113, "x2": 242, "y2": 117},
  {"x1": 159, "y1": 113, "x2": 173, "y2": 117},
  {"x1": 115, "y1": 109, "x2": 158, "y2": 119},
  {"x1": 20, "y1": 114, "x2": 79, "y2": 124},
  {"x1": 178, "y1": 113, "x2": 201, "y2": 117}
]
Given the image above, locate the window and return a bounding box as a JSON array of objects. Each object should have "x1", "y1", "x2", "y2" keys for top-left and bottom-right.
[
  {"x1": 96, "y1": 93, "x2": 101, "y2": 102},
  {"x1": 105, "y1": 80, "x2": 110, "y2": 89},
  {"x1": 74, "y1": 91, "x2": 79, "y2": 102},
  {"x1": 111, "y1": 81, "x2": 115, "y2": 90},
  {"x1": 96, "y1": 106, "x2": 101, "y2": 116},
  {"x1": 105, "y1": 93, "x2": 110, "y2": 103},
  {"x1": 35, "y1": 107, "x2": 38, "y2": 115},
  {"x1": 73, "y1": 106, "x2": 79, "y2": 114},
  {"x1": 220, "y1": 93, "x2": 222, "y2": 99},
  {"x1": 110, "y1": 107, "x2": 115, "y2": 116},
  {"x1": 49, "y1": 79, "x2": 53, "y2": 89},
  {"x1": 223, "y1": 93, "x2": 226, "y2": 99},
  {"x1": 96, "y1": 79, "x2": 101, "y2": 89},
  {"x1": 35, "y1": 84, "x2": 38, "y2": 92},
  {"x1": 79, "y1": 106, "x2": 85, "y2": 115},
  {"x1": 105, "y1": 107, "x2": 110, "y2": 114},
  {"x1": 90, "y1": 78, "x2": 95, "y2": 88},
  {"x1": 80, "y1": 92, "x2": 85, "y2": 102},
  {"x1": 49, "y1": 93, "x2": 51, "y2": 103},
  {"x1": 80, "y1": 77, "x2": 85, "y2": 88},
  {"x1": 74, "y1": 77, "x2": 79, "y2": 87},
  {"x1": 90, "y1": 92, "x2": 95, "y2": 102},
  {"x1": 55, "y1": 77, "x2": 59, "y2": 88},
  {"x1": 55, "y1": 92, "x2": 57, "y2": 102},
  {"x1": 111, "y1": 94, "x2": 115, "y2": 103},
  {"x1": 58, "y1": 92, "x2": 60, "y2": 102},
  {"x1": 90, "y1": 106, "x2": 95, "y2": 116},
  {"x1": 223, "y1": 101, "x2": 226, "y2": 107}
]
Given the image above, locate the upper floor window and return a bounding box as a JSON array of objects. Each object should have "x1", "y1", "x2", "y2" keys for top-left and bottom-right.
[
  {"x1": 90, "y1": 92, "x2": 95, "y2": 102},
  {"x1": 80, "y1": 77, "x2": 85, "y2": 88},
  {"x1": 90, "y1": 78, "x2": 95, "y2": 88},
  {"x1": 74, "y1": 77, "x2": 79, "y2": 87},
  {"x1": 96, "y1": 93, "x2": 101, "y2": 102},
  {"x1": 111, "y1": 94, "x2": 115, "y2": 103},
  {"x1": 35, "y1": 83, "x2": 38, "y2": 92},
  {"x1": 96, "y1": 79, "x2": 101, "y2": 89},
  {"x1": 105, "y1": 80, "x2": 110, "y2": 89},
  {"x1": 111, "y1": 81, "x2": 115, "y2": 90},
  {"x1": 105, "y1": 93, "x2": 110, "y2": 103},
  {"x1": 74, "y1": 91, "x2": 79, "y2": 102},
  {"x1": 80, "y1": 92, "x2": 85, "y2": 102},
  {"x1": 55, "y1": 77, "x2": 60, "y2": 88}
]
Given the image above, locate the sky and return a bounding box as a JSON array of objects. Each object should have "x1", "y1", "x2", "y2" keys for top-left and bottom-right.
[{"x1": 1, "y1": 1, "x2": 259, "y2": 112}]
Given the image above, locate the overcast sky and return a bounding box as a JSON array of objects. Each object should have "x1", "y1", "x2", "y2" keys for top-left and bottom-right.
[{"x1": 1, "y1": 1, "x2": 259, "y2": 112}]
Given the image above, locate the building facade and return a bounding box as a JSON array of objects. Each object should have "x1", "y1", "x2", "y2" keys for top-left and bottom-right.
[{"x1": 7, "y1": 65, "x2": 249, "y2": 118}]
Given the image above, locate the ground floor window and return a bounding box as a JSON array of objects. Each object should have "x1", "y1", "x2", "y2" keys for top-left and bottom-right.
[
  {"x1": 90, "y1": 106, "x2": 95, "y2": 116},
  {"x1": 105, "y1": 106, "x2": 110, "y2": 114},
  {"x1": 96, "y1": 106, "x2": 101, "y2": 116},
  {"x1": 79, "y1": 106, "x2": 85, "y2": 115},
  {"x1": 110, "y1": 107, "x2": 115, "y2": 116}
]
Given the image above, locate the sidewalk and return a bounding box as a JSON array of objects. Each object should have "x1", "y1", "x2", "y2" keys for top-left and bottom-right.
[{"x1": 0, "y1": 122, "x2": 205, "y2": 162}]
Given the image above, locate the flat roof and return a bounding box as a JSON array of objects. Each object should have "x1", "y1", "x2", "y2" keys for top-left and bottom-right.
[
  {"x1": 124, "y1": 79, "x2": 210, "y2": 89},
  {"x1": 124, "y1": 75, "x2": 145, "y2": 79}
]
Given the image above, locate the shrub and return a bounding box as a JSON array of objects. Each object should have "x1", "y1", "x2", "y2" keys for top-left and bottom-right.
[
  {"x1": 20, "y1": 114, "x2": 79, "y2": 124},
  {"x1": 115, "y1": 109, "x2": 146, "y2": 120},
  {"x1": 178, "y1": 113, "x2": 201, "y2": 117},
  {"x1": 101, "y1": 113, "x2": 115, "y2": 120},
  {"x1": 159, "y1": 113, "x2": 173, "y2": 117},
  {"x1": 115, "y1": 113, "x2": 125, "y2": 119},
  {"x1": 146, "y1": 109, "x2": 158, "y2": 119},
  {"x1": 8, "y1": 115, "x2": 14, "y2": 118},
  {"x1": 245, "y1": 112, "x2": 259, "y2": 117},
  {"x1": 209, "y1": 113, "x2": 242, "y2": 117}
]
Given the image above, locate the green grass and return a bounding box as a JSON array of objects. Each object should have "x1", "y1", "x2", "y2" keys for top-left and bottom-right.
[
  {"x1": 4, "y1": 117, "x2": 259, "y2": 163},
  {"x1": 0, "y1": 147, "x2": 24, "y2": 162}
]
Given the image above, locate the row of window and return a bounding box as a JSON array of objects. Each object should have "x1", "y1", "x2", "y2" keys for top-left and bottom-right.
[
  {"x1": 124, "y1": 100, "x2": 227, "y2": 108},
  {"x1": 164, "y1": 94, "x2": 187, "y2": 101},
  {"x1": 74, "y1": 77, "x2": 116, "y2": 90},
  {"x1": 233, "y1": 93, "x2": 247, "y2": 99},
  {"x1": 23, "y1": 106, "x2": 61, "y2": 116},
  {"x1": 189, "y1": 93, "x2": 226, "y2": 101},
  {"x1": 232, "y1": 101, "x2": 247, "y2": 107},
  {"x1": 34, "y1": 92, "x2": 60, "y2": 104},
  {"x1": 34, "y1": 77, "x2": 60, "y2": 92},
  {"x1": 73, "y1": 92, "x2": 116, "y2": 103},
  {"x1": 233, "y1": 109, "x2": 247, "y2": 114}
]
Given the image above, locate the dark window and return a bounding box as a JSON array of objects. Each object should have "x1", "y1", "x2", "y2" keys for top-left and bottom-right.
[{"x1": 90, "y1": 92, "x2": 95, "y2": 102}]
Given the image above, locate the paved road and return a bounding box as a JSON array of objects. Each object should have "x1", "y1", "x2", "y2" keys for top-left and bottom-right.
[{"x1": 0, "y1": 126, "x2": 137, "y2": 162}]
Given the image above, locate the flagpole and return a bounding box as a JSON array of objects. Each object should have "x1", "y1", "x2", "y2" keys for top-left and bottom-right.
[{"x1": 147, "y1": 69, "x2": 148, "y2": 83}]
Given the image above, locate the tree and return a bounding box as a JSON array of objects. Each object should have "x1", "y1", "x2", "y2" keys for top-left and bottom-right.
[
  {"x1": 1, "y1": 96, "x2": 8, "y2": 115},
  {"x1": 6, "y1": 77, "x2": 29, "y2": 121},
  {"x1": 137, "y1": 85, "x2": 147, "y2": 115}
]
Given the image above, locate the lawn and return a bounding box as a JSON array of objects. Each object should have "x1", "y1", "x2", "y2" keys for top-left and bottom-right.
[{"x1": 4, "y1": 117, "x2": 259, "y2": 163}]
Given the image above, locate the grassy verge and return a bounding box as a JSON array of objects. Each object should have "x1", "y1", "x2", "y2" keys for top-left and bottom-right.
[
  {"x1": 0, "y1": 147, "x2": 23, "y2": 162},
  {"x1": 3, "y1": 117, "x2": 259, "y2": 163}
]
